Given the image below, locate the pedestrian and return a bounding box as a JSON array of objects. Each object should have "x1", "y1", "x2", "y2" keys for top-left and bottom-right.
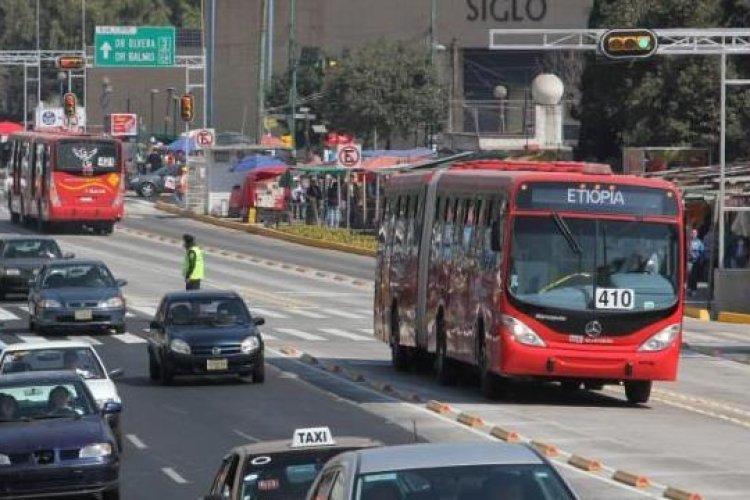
[
  {"x1": 687, "y1": 228, "x2": 705, "y2": 296},
  {"x1": 326, "y1": 180, "x2": 340, "y2": 227},
  {"x1": 182, "y1": 234, "x2": 204, "y2": 290},
  {"x1": 174, "y1": 166, "x2": 187, "y2": 206},
  {"x1": 306, "y1": 178, "x2": 322, "y2": 225},
  {"x1": 146, "y1": 146, "x2": 162, "y2": 174}
]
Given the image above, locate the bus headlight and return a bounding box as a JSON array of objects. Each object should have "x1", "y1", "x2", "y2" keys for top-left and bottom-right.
[
  {"x1": 638, "y1": 324, "x2": 680, "y2": 352},
  {"x1": 502, "y1": 315, "x2": 546, "y2": 347}
]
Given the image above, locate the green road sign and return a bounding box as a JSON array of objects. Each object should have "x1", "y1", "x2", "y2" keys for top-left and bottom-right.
[{"x1": 95, "y1": 26, "x2": 175, "y2": 67}]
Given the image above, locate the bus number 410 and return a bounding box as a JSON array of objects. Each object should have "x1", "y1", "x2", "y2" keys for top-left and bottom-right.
[{"x1": 595, "y1": 288, "x2": 634, "y2": 310}]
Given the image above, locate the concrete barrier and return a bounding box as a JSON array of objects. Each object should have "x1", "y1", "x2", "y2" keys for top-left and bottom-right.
[
  {"x1": 529, "y1": 441, "x2": 559, "y2": 458},
  {"x1": 717, "y1": 311, "x2": 750, "y2": 324},
  {"x1": 612, "y1": 470, "x2": 651, "y2": 489},
  {"x1": 489, "y1": 426, "x2": 520, "y2": 442},
  {"x1": 456, "y1": 412, "x2": 484, "y2": 428},
  {"x1": 568, "y1": 454, "x2": 602, "y2": 472},
  {"x1": 684, "y1": 306, "x2": 710, "y2": 321},
  {"x1": 426, "y1": 400, "x2": 452, "y2": 415},
  {"x1": 663, "y1": 486, "x2": 704, "y2": 500}
]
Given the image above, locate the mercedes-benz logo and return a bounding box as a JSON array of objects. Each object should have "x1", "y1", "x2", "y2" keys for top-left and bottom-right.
[
  {"x1": 584, "y1": 320, "x2": 603, "y2": 338},
  {"x1": 211, "y1": 347, "x2": 222, "y2": 355}
]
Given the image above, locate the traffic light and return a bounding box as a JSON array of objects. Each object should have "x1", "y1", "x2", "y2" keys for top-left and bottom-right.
[
  {"x1": 599, "y1": 29, "x2": 658, "y2": 59},
  {"x1": 56, "y1": 55, "x2": 85, "y2": 70},
  {"x1": 63, "y1": 92, "x2": 77, "y2": 118},
  {"x1": 180, "y1": 94, "x2": 194, "y2": 122}
]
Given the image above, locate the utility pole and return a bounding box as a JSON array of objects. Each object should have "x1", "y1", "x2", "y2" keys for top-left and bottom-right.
[
  {"x1": 256, "y1": 0, "x2": 269, "y2": 143},
  {"x1": 288, "y1": 0, "x2": 297, "y2": 159},
  {"x1": 429, "y1": 0, "x2": 437, "y2": 65},
  {"x1": 267, "y1": 0, "x2": 274, "y2": 91}
]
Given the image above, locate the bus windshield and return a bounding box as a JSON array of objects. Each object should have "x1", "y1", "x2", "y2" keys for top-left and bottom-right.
[
  {"x1": 508, "y1": 216, "x2": 679, "y2": 313},
  {"x1": 57, "y1": 140, "x2": 118, "y2": 174}
]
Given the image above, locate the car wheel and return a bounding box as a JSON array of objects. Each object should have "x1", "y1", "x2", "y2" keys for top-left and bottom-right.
[
  {"x1": 252, "y1": 361, "x2": 265, "y2": 384},
  {"x1": 139, "y1": 182, "x2": 156, "y2": 198},
  {"x1": 148, "y1": 352, "x2": 159, "y2": 381},
  {"x1": 159, "y1": 358, "x2": 174, "y2": 385},
  {"x1": 624, "y1": 380, "x2": 652, "y2": 404},
  {"x1": 114, "y1": 323, "x2": 126, "y2": 334},
  {"x1": 102, "y1": 486, "x2": 120, "y2": 500},
  {"x1": 28, "y1": 318, "x2": 35, "y2": 332},
  {"x1": 0, "y1": 291, "x2": 6, "y2": 301}
]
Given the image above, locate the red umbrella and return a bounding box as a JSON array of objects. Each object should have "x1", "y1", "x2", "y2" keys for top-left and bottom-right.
[{"x1": 0, "y1": 121, "x2": 23, "y2": 135}]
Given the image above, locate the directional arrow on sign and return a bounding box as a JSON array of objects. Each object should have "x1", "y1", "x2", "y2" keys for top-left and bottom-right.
[{"x1": 100, "y1": 42, "x2": 112, "y2": 59}]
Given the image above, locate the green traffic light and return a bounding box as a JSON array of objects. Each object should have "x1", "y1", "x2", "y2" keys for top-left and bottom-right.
[{"x1": 637, "y1": 36, "x2": 651, "y2": 49}]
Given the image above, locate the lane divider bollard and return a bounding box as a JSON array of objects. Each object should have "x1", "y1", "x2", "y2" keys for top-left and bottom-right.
[
  {"x1": 530, "y1": 441, "x2": 559, "y2": 458},
  {"x1": 663, "y1": 487, "x2": 703, "y2": 500},
  {"x1": 568, "y1": 454, "x2": 602, "y2": 472},
  {"x1": 426, "y1": 400, "x2": 452, "y2": 415},
  {"x1": 300, "y1": 353, "x2": 318, "y2": 364},
  {"x1": 489, "y1": 426, "x2": 520, "y2": 442},
  {"x1": 457, "y1": 412, "x2": 485, "y2": 428},
  {"x1": 613, "y1": 470, "x2": 651, "y2": 489}
]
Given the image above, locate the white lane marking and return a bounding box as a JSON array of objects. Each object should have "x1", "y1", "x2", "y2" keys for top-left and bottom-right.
[
  {"x1": 111, "y1": 333, "x2": 147, "y2": 344},
  {"x1": 126, "y1": 434, "x2": 148, "y2": 449},
  {"x1": 233, "y1": 429, "x2": 261, "y2": 442},
  {"x1": 319, "y1": 308, "x2": 365, "y2": 320},
  {"x1": 714, "y1": 331, "x2": 750, "y2": 343},
  {"x1": 358, "y1": 328, "x2": 374, "y2": 335},
  {"x1": 318, "y1": 328, "x2": 373, "y2": 342},
  {"x1": 275, "y1": 328, "x2": 325, "y2": 341},
  {"x1": 16, "y1": 335, "x2": 45, "y2": 344},
  {"x1": 0, "y1": 308, "x2": 20, "y2": 321},
  {"x1": 65, "y1": 335, "x2": 103, "y2": 346},
  {"x1": 260, "y1": 332, "x2": 278, "y2": 341},
  {"x1": 249, "y1": 307, "x2": 288, "y2": 319},
  {"x1": 17, "y1": 305, "x2": 29, "y2": 312},
  {"x1": 128, "y1": 305, "x2": 157, "y2": 317},
  {"x1": 161, "y1": 467, "x2": 188, "y2": 484},
  {"x1": 287, "y1": 309, "x2": 327, "y2": 319}
]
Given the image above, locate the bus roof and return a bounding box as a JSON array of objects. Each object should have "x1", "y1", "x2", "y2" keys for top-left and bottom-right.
[{"x1": 9, "y1": 130, "x2": 117, "y2": 142}]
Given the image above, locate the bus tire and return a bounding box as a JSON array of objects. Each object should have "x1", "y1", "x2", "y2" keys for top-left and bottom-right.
[
  {"x1": 390, "y1": 308, "x2": 410, "y2": 372},
  {"x1": 99, "y1": 222, "x2": 114, "y2": 235},
  {"x1": 434, "y1": 314, "x2": 456, "y2": 386},
  {"x1": 476, "y1": 323, "x2": 506, "y2": 399},
  {"x1": 9, "y1": 207, "x2": 18, "y2": 224},
  {"x1": 36, "y1": 205, "x2": 47, "y2": 233},
  {"x1": 624, "y1": 380, "x2": 652, "y2": 404}
]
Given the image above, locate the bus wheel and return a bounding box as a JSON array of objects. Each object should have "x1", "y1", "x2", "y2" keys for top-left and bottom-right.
[
  {"x1": 560, "y1": 380, "x2": 582, "y2": 392},
  {"x1": 99, "y1": 222, "x2": 114, "y2": 235},
  {"x1": 36, "y1": 208, "x2": 47, "y2": 233},
  {"x1": 434, "y1": 315, "x2": 456, "y2": 386},
  {"x1": 624, "y1": 380, "x2": 652, "y2": 404},
  {"x1": 390, "y1": 309, "x2": 410, "y2": 372},
  {"x1": 477, "y1": 329, "x2": 506, "y2": 399}
]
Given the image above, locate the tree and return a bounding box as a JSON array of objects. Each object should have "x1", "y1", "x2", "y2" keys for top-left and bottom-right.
[
  {"x1": 576, "y1": 0, "x2": 750, "y2": 166},
  {"x1": 319, "y1": 40, "x2": 445, "y2": 148}
]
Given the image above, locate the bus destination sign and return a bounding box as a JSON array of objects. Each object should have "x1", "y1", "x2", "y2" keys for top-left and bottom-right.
[{"x1": 516, "y1": 183, "x2": 678, "y2": 216}]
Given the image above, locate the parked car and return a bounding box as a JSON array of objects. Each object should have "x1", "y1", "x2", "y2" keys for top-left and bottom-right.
[
  {"x1": 0, "y1": 340, "x2": 125, "y2": 450},
  {"x1": 0, "y1": 235, "x2": 72, "y2": 299},
  {"x1": 204, "y1": 427, "x2": 380, "y2": 500},
  {"x1": 146, "y1": 290, "x2": 265, "y2": 385},
  {"x1": 307, "y1": 442, "x2": 580, "y2": 500},
  {"x1": 0, "y1": 371, "x2": 121, "y2": 499},
  {"x1": 28, "y1": 259, "x2": 127, "y2": 334},
  {"x1": 128, "y1": 164, "x2": 181, "y2": 198}
]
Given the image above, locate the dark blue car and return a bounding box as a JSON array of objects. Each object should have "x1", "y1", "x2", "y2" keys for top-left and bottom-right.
[
  {"x1": 146, "y1": 290, "x2": 265, "y2": 385},
  {"x1": 0, "y1": 371, "x2": 121, "y2": 499}
]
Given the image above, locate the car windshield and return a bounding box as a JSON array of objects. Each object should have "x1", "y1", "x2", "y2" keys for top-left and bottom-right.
[
  {"x1": 238, "y1": 449, "x2": 351, "y2": 500},
  {"x1": 355, "y1": 464, "x2": 574, "y2": 500},
  {"x1": 57, "y1": 140, "x2": 118, "y2": 174},
  {"x1": 508, "y1": 216, "x2": 679, "y2": 313},
  {"x1": 166, "y1": 298, "x2": 250, "y2": 326},
  {"x1": 0, "y1": 381, "x2": 96, "y2": 422},
  {"x1": 2, "y1": 239, "x2": 61, "y2": 259},
  {"x1": 42, "y1": 264, "x2": 115, "y2": 289},
  {"x1": 0, "y1": 347, "x2": 105, "y2": 380}
]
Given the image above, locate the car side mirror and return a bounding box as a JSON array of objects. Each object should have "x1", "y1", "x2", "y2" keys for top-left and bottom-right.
[
  {"x1": 102, "y1": 401, "x2": 122, "y2": 414},
  {"x1": 108, "y1": 368, "x2": 124, "y2": 379},
  {"x1": 115, "y1": 278, "x2": 127, "y2": 287},
  {"x1": 63, "y1": 252, "x2": 75, "y2": 259},
  {"x1": 253, "y1": 317, "x2": 265, "y2": 326},
  {"x1": 149, "y1": 320, "x2": 162, "y2": 330},
  {"x1": 490, "y1": 220, "x2": 502, "y2": 252}
]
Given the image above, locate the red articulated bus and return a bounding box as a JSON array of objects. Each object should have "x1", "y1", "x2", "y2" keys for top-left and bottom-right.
[
  {"x1": 6, "y1": 131, "x2": 125, "y2": 234},
  {"x1": 374, "y1": 160, "x2": 685, "y2": 404}
]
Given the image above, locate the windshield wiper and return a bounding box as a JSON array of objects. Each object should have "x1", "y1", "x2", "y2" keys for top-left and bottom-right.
[{"x1": 551, "y1": 212, "x2": 582, "y2": 255}]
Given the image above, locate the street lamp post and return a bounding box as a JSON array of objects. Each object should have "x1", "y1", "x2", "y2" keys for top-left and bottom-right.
[
  {"x1": 149, "y1": 89, "x2": 159, "y2": 135},
  {"x1": 100, "y1": 76, "x2": 113, "y2": 132},
  {"x1": 57, "y1": 72, "x2": 67, "y2": 98},
  {"x1": 172, "y1": 96, "x2": 179, "y2": 137},
  {"x1": 164, "y1": 87, "x2": 175, "y2": 135}
]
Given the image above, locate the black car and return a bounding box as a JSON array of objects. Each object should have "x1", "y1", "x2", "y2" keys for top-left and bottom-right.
[
  {"x1": 146, "y1": 290, "x2": 266, "y2": 385},
  {"x1": 0, "y1": 371, "x2": 121, "y2": 499},
  {"x1": 28, "y1": 259, "x2": 128, "y2": 334},
  {"x1": 0, "y1": 235, "x2": 72, "y2": 299},
  {"x1": 205, "y1": 427, "x2": 380, "y2": 500}
]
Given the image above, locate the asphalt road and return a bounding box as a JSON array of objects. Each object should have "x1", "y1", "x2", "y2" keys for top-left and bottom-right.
[{"x1": 1, "y1": 197, "x2": 749, "y2": 499}]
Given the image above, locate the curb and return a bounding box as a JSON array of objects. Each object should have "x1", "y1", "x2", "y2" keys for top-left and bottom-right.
[
  {"x1": 153, "y1": 201, "x2": 376, "y2": 257},
  {"x1": 683, "y1": 306, "x2": 710, "y2": 321},
  {"x1": 717, "y1": 311, "x2": 750, "y2": 324}
]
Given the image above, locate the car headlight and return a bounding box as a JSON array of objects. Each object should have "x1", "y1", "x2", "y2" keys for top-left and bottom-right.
[
  {"x1": 79, "y1": 443, "x2": 112, "y2": 458},
  {"x1": 638, "y1": 324, "x2": 681, "y2": 352},
  {"x1": 240, "y1": 336, "x2": 261, "y2": 353},
  {"x1": 0, "y1": 453, "x2": 10, "y2": 465},
  {"x1": 99, "y1": 296, "x2": 124, "y2": 309},
  {"x1": 502, "y1": 314, "x2": 546, "y2": 347},
  {"x1": 38, "y1": 299, "x2": 62, "y2": 308},
  {"x1": 170, "y1": 338, "x2": 191, "y2": 355}
]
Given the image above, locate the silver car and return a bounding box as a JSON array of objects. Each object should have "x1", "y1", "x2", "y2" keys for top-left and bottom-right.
[{"x1": 306, "y1": 442, "x2": 579, "y2": 500}]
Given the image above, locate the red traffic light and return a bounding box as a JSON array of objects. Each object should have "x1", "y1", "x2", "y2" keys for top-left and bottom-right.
[
  {"x1": 63, "y1": 93, "x2": 77, "y2": 118},
  {"x1": 180, "y1": 94, "x2": 194, "y2": 122},
  {"x1": 56, "y1": 55, "x2": 85, "y2": 70},
  {"x1": 600, "y1": 29, "x2": 658, "y2": 59}
]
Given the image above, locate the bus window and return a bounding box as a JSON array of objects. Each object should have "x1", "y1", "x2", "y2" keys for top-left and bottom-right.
[
  {"x1": 34, "y1": 143, "x2": 45, "y2": 196},
  {"x1": 430, "y1": 196, "x2": 445, "y2": 262},
  {"x1": 442, "y1": 198, "x2": 454, "y2": 261},
  {"x1": 378, "y1": 198, "x2": 391, "y2": 245},
  {"x1": 57, "y1": 140, "x2": 118, "y2": 175}
]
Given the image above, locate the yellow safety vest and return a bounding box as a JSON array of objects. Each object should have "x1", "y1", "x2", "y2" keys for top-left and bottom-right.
[{"x1": 182, "y1": 246, "x2": 204, "y2": 280}]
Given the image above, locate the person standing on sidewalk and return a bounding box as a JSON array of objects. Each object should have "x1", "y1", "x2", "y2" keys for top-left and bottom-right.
[
  {"x1": 175, "y1": 166, "x2": 187, "y2": 206},
  {"x1": 687, "y1": 228, "x2": 705, "y2": 297},
  {"x1": 182, "y1": 234, "x2": 204, "y2": 290}
]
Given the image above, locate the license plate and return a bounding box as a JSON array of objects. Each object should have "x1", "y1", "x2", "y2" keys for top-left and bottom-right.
[
  {"x1": 74, "y1": 309, "x2": 93, "y2": 321},
  {"x1": 206, "y1": 359, "x2": 228, "y2": 371},
  {"x1": 80, "y1": 196, "x2": 93, "y2": 203},
  {"x1": 5, "y1": 269, "x2": 19, "y2": 276}
]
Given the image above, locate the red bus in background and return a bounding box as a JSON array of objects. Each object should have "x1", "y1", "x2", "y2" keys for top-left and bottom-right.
[
  {"x1": 375, "y1": 160, "x2": 685, "y2": 404},
  {"x1": 7, "y1": 131, "x2": 124, "y2": 234}
]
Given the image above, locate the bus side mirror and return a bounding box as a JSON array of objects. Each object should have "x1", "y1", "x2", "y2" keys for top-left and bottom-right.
[{"x1": 490, "y1": 220, "x2": 502, "y2": 252}]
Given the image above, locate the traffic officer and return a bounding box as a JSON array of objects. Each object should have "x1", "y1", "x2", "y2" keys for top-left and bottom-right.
[{"x1": 182, "y1": 234, "x2": 204, "y2": 290}]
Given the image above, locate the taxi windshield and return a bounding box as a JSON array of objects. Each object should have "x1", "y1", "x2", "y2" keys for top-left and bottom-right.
[
  {"x1": 0, "y1": 348, "x2": 105, "y2": 380},
  {"x1": 355, "y1": 464, "x2": 575, "y2": 500},
  {"x1": 166, "y1": 298, "x2": 250, "y2": 326},
  {"x1": 239, "y1": 450, "x2": 347, "y2": 499}
]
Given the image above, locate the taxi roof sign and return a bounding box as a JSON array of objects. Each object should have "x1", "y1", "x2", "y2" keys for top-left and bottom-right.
[{"x1": 292, "y1": 427, "x2": 336, "y2": 448}]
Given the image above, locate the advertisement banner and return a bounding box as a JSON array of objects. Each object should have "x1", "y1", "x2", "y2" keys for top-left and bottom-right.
[
  {"x1": 35, "y1": 106, "x2": 87, "y2": 130},
  {"x1": 110, "y1": 113, "x2": 138, "y2": 136}
]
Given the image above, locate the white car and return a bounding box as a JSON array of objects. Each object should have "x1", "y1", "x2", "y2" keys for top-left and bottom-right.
[{"x1": 0, "y1": 340, "x2": 124, "y2": 448}]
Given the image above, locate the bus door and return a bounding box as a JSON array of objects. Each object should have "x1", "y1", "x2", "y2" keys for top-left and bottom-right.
[{"x1": 375, "y1": 196, "x2": 395, "y2": 342}]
